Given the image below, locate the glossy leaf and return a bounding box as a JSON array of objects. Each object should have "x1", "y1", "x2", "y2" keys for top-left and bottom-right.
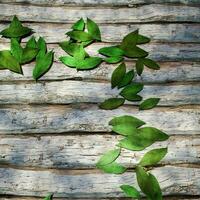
[
  {"x1": 21, "y1": 47, "x2": 38, "y2": 64},
  {"x1": 109, "y1": 115, "x2": 145, "y2": 128},
  {"x1": 76, "y1": 57, "x2": 102, "y2": 70},
  {"x1": 99, "y1": 46, "x2": 124, "y2": 57},
  {"x1": 97, "y1": 162, "x2": 126, "y2": 174},
  {"x1": 59, "y1": 56, "x2": 77, "y2": 68},
  {"x1": 37, "y1": 37, "x2": 47, "y2": 55},
  {"x1": 10, "y1": 38, "x2": 23, "y2": 62},
  {"x1": 123, "y1": 46, "x2": 148, "y2": 58},
  {"x1": 120, "y1": 185, "x2": 141, "y2": 199},
  {"x1": 71, "y1": 18, "x2": 85, "y2": 31},
  {"x1": 96, "y1": 148, "x2": 121, "y2": 166},
  {"x1": 111, "y1": 62, "x2": 126, "y2": 88},
  {"x1": 87, "y1": 18, "x2": 101, "y2": 41},
  {"x1": 118, "y1": 70, "x2": 135, "y2": 89},
  {"x1": 142, "y1": 58, "x2": 160, "y2": 70},
  {"x1": 99, "y1": 98, "x2": 125, "y2": 110},
  {"x1": 136, "y1": 166, "x2": 162, "y2": 200},
  {"x1": 73, "y1": 44, "x2": 85, "y2": 60},
  {"x1": 139, "y1": 148, "x2": 168, "y2": 167},
  {"x1": 139, "y1": 98, "x2": 160, "y2": 110},
  {"x1": 0, "y1": 15, "x2": 32, "y2": 38},
  {"x1": 137, "y1": 34, "x2": 151, "y2": 44},
  {"x1": 66, "y1": 31, "x2": 93, "y2": 42},
  {"x1": 104, "y1": 56, "x2": 123, "y2": 64},
  {"x1": 120, "y1": 83, "x2": 144, "y2": 101},
  {"x1": 136, "y1": 59, "x2": 144, "y2": 76},
  {"x1": 112, "y1": 124, "x2": 138, "y2": 136}
]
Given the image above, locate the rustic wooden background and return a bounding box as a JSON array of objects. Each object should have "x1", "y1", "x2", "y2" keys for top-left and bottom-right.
[{"x1": 0, "y1": 0, "x2": 200, "y2": 199}]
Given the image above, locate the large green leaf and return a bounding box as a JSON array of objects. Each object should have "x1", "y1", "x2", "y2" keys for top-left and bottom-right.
[
  {"x1": 118, "y1": 70, "x2": 135, "y2": 89},
  {"x1": 112, "y1": 124, "x2": 138, "y2": 136},
  {"x1": 139, "y1": 148, "x2": 168, "y2": 167},
  {"x1": 76, "y1": 57, "x2": 102, "y2": 70},
  {"x1": 0, "y1": 50, "x2": 22, "y2": 74},
  {"x1": 142, "y1": 58, "x2": 160, "y2": 70},
  {"x1": 111, "y1": 62, "x2": 126, "y2": 88},
  {"x1": 71, "y1": 18, "x2": 85, "y2": 31},
  {"x1": 59, "y1": 56, "x2": 77, "y2": 68},
  {"x1": 73, "y1": 44, "x2": 85, "y2": 60},
  {"x1": 109, "y1": 115, "x2": 145, "y2": 128},
  {"x1": 120, "y1": 83, "x2": 144, "y2": 101},
  {"x1": 96, "y1": 148, "x2": 121, "y2": 166},
  {"x1": 120, "y1": 185, "x2": 141, "y2": 199},
  {"x1": 97, "y1": 162, "x2": 126, "y2": 174},
  {"x1": 136, "y1": 166, "x2": 162, "y2": 200},
  {"x1": 10, "y1": 38, "x2": 23, "y2": 62},
  {"x1": 136, "y1": 59, "x2": 144, "y2": 76},
  {"x1": 123, "y1": 46, "x2": 148, "y2": 58},
  {"x1": 66, "y1": 31, "x2": 93, "y2": 42},
  {"x1": 99, "y1": 98, "x2": 125, "y2": 110},
  {"x1": 137, "y1": 34, "x2": 151, "y2": 44},
  {"x1": 33, "y1": 51, "x2": 54, "y2": 80},
  {"x1": 104, "y1": 56, "x2": 123, "y2": 64},
  {"x1": 99, "y1": 46, "x2": 124, "y2": 57},
  {"x1": 87, "y1": 18, "x2": 101, "y2": 41},
  {"x1": 0, "y1": 15, "x2": 32, "y2": 38},
  {"x1": 139, "y1": 98, "x2": 160, "y2": 110},
  {"x1": 37, "y1": 37, "x2": 47, "y2": 56},
  {"x1": 26, "y1": 36, "x2": 38, "y2": 49},
  {"x1": 21, "y1": 47, "x2": 39, "y2": 64}
]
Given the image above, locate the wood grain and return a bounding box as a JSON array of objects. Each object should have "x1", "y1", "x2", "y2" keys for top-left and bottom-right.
[
  {"x1": 0, "y1": 105, "x2": 199, "y2": 135},
  {"x1": 0, "y1": 81, "x2": 199, "y2": 106},
  {"x1": 0, "y1": 4, "x2": 200, "y2": 23},
  {"x1": 0, "y1": 166, "x2": 199, "y2": 197},
  {"x1": 0, "y1": 135, "x2": 199, "y2": 169}
]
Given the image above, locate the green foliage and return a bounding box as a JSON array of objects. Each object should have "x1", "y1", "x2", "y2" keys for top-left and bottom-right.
[
  {"x1": 43, "y1": 194, "x2": 53, "y2": 200},
  {"x1": 120, "y1": 185, "x2": 141, "y2": 199},
  {"x1": 139, "y1": 98, "x2": 160, "y2": 110},
  {"x1": 99, "y1": 98, "x2": 125, "y2": 110}
]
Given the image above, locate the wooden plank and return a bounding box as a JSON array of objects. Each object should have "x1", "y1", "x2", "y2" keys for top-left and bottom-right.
[
  {"x1": 0, "y1": 105, "x2": 199, "y2": 135},
  {"x1": 1, "y1": 43, "x2": 200, "y2": 61},
  {"x1": 0, "y1": 62, "x2": 200, "y2": 83},
  {"x1": 1, "y1": 23, "x2": 200, "y2": 43},
  {"x1": 0, "y1": 166, "x2": 199, "y2": 197},
  {"x1": 0, "y1": 4, "x2": 200, "y2": 23},
  {"x1": 0, "y1": 135, "x2": 199, "y2": 169},
  {"x1": 0, "y1": 81, "x2": 199, "y2": 106}
]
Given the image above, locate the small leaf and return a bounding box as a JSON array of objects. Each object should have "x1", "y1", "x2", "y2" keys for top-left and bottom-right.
[
  {"x1": 99, "y1": 46, "x2": 124, "y2": 57},
  {"x1": 112, "y1": 124, "x2": 138, "y2": 136},
  {"x1": 136, "y1": 166, "x2": 162, "y2": 200},
  {"x1": 120, "y1": 83, "x2": 144, "y2": 101},
  {"x1": 73, "y1": 44, "x2": 85, "y2": 60},
  {"x1": 0, "y1": 15, "x2": 32, "y2": 38},
  {"x1": 136, "y1": 59, "x2": 144, "y2": 76},
  {"x1": 76, "y1": 57, "x2": 102, "y2": 70},
  {"x1": 139, "y1": 148, "x2": 168, "y2": 167},
  {"x1": 44, "y1": 194, "x2": 53, "y2": 200},
  {"x1": 99, "y1": 98, "x2": 125, "y2": 110},
  {"x1": 97, "y1": 162, "x2": 126, "y2": 174},
  {"x1": 71, "y1": 18, "x2": 85, "y2": 31},
  {"x1": 10, "y1": 38, "x2": 23, "y2": 62},
  {"x1": 104, "y1": 56, "x2": 123, "y2": 64},
  {"x1": 111, "y1": 62, "x2": 126, "y2": 88},
  {"x1": 87, "y1": 18, "x2": 101, "y2": 41},
  {"x1": 118, "y1": 70, "x2": 135, "y2": 89},
  {"x1": 59, "y1": 56, "x2": 77, "y2": 68},
  {"x1": 109, "y1": 115, "x2": 145, "y2": 128},
  {"x1": 139, "y1": 98, "x2": 160, "y2": 110},
  {"x1": 123, "y1": 46, "x2": 148, "y2": 58},
  {"x1": 120, "y1": 185, "x2": 141, "y2": 199},
  {"x1": 66, "y1": 31, "x2": 93, "y2": 42},
  {"x1": 137, "y1": 34, "x2": 150, "y2": 44},
  {"x1": 21, "y1": 47, "x2": 39, "y2": 64},
  {"x1": 37, "y1": 37, "x2": 47, "y2": 55},
  {"x1": 0, "y1": 50, "x2": 22, "y2": 74},
  {"x1": 26, "y1": 36, "x2": 37, "y2": 49},
  {"x1": 96, "y1": 148, "x2": 121, "y2": 166},
  {"x1": 142, "y1": 58, "x2": 160, "y2": 70}
]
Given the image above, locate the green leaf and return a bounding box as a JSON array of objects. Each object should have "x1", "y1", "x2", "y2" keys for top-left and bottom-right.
[
  {"x1": 0, "y1": 15, "x2": 32, "y2": 38},
  {"x1": 111, "y1": 62, "x2": 126, "y2": 88},
  {"x1": 139, "y1": 98, "x2": 160, "y2": 110},
  {"x1": 120, "y1": 83, "x2": 144, "y2": 101},
  {"x1": 136, "y1": 59, "x2": 144, "y2": 76},
  {"x1": 33, "y1": 51, "x2": 54, "y2": 80},
  {"x1": 99, "y1": 98, "x2": 125, "y2": 110},
  {"x1": 97, "y1": 162, "x2": 126, "y2": 174},
  {"x1": 139, "y1": 148, "x2": 168, "y2": 167},
  {"x1": 142, "y1": 58, "x2": 160, "y2": 70},
  {"x1": 73, "y1": 44, "x2": 85, "y2": 60},
  {"x1": 136, "y1": 166, "x2": 162, "y2": 200},
  {"x1": 118, "y1": 70, "x2": 135, "y2": 89},
  {"x1": 44, "y1": 194, "x2": 53, "y2": 200},
  {"x1": 87, "y1": 18, "x2": 101, "y2": 41},
  {"x1": 59, "y1": 56, "x2": 77, "y2": 68},
  {"x1": 99, "y1": 46, "x2": 124, "y2": 57},
  {"x1": 137, "y1": 34, "x2": 150, "y2": 44},
  {"x1": 21, "y1": 47, "x2": 39, "y2": 64},
  {"x1": 0, "y1": 50, "x2": 22, "y2": 74},
  {"x1": 76, "y1": 57, "x2": 102, "y2": 70},
  {"x1": 109, "y1": 115, "x2": 145, "y2": 128},
  {"x1": 71, "y1": 18, "x2": 85, "y2": 31},
  {"x1": 10, "y1": 38, "x2": 23, "y2": 62},
  {"x1": 66, "y1": 31, "x2": 93, "y2": 42},
  {"x1": 37, "y1": 37, "x2": 47, "y2": 55},
  {"x1": 120, "y1": 185, "x2": 141, "y2": 199},
  {"x1": 96, "y1": 148, "x2": 121, "y2": 166},
  {"x1": 26, "y1": 36, "x2": 38, "y2": 49},
  {"x1": 104, "y1": 56, "x2": 123, "y2": 64},
  {"x1": 112, "y1": 124, "x2": 138, "y2": 136},
  {"x1": 123, "y1": 46, "x2": 148, "y2": 58}
]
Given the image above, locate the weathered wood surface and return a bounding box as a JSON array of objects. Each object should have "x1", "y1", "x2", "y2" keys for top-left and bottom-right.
[
  {"x1": 0, "y1": 135, "x2": 199, "y2": 169},
  {"x1": 0, "y1": 4, "x2": 200, "y2": 23},
  {"x1": 0, "y1": 105, "x2": 199, "y2": 135},
  {"x1": 0, "y1": 62, "x2": 200, "y2": 83},
  {"x1": 1, "y1": 43, "x2": 200, "y2": 61},
  {"x1": 1, "y1": 23, "x2": 200, "y2": 43},
  {"x1": 0, "y1": 166, "x2": 199, "y2": 197},
  {"x1": 0, "y1": 81, "x2": 199, "y2": 106}
]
